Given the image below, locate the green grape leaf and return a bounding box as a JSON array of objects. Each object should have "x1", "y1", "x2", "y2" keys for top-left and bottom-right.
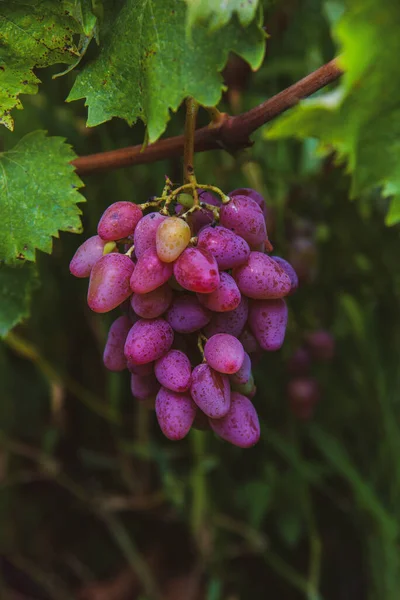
[
  {"x1": 184, "y1": 0, "x2": 260, "y2": 30},
  {"x1": 266, "y1": 0, "x2": 400, "y2": 224},
  {"x1": 0, "y1": 1, "x2": 84, "y2": 130},
  {"x1": 0, "y1": 131, "x2": 85, "y2": 264},
  {"x1": 68, "y1": 0, "x2": 266, "y2": 142},
  {"x1": 0, "y1": 263, "x2": 38, "y2": 337}
]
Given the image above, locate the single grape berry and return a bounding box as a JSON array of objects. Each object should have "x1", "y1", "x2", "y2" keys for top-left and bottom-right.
[
  {"x1": 130, "y1": 284, "x2": 172, "y2": 319},
  {"x1": 124, "y1": 318, "x2": 174, "y2": 365},
  {"x1": 190, "y1": 364, "x2": 231, "y2": 418},
  {"x1": 134, "y1": 212, "x2": 167, "y2": 258},
  {"x1": 204, "y1": 334, "x2": 245, "y2": 375},
  {"x1": 130, "y1": 247, "x2": 173, "y2": 294},
  {"x1": 155, "y1": 388, "x2": 197, "y2": 440},
  {"x1": 204, "y1": 295, "x2": 249, "y2": 338},
  {"x1": 209, "y1": 392, "x2": 260, "y2": 448},
  {"x1": 197, "y1": 226, "x2": 250, "y2": 270},
  {"x1": 174, "y1": 247, "x2": 220, "y2": 293},
  {"x1": 154, "y1": 350, "x2": 192, "y2": 392},
  {"x1": 197, "y1": 272, "x2": 241, "y2": 313},
  {"x1": 156, "y1": 216, "x2": 191, "y2": 263},
  {"x1": 88, "y1": 253, "x2": 134, "y2": 313},
  {"x1": 248, "y1": 298, "x2": 288, "y2": 351},
  {"x1": 271, "y1": 256, "x2": 299, "y2": 295},
  {"x1": 233, "y1": 252, "x2": 291, "y2": 299},
  {"x1": 166, "y1": 294, "x2": 211, "y2": 333},
  {"x1": 98, "y1": 201, "x2": 142, "y2": 241},
  {"x1": 131, "y1": 372, "x2": 160, "y2": 401},
  {"x1": 230, "y1": 352, "x2": 252, "y2": 385},
  {"x1": 103, "y1": 316, "x2": 132, "y2": 371},
  {"x1": 69, "y1": 235, "x2": 110, "y2": 278},
  {"x1": 220, "y1": 195, "x2": 267, "y2": 247}
]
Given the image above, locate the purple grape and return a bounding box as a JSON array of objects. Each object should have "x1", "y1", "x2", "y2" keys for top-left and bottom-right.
[
  {"x1": 154, "y1": 350, "x2": 192, "y2": 392},
  {"x1": 204, "y1": 295, "x2": 248, "y2": 338},
  {"x1": 98, "y1": 202, "x2": 142, "y2": 241},
  {"x1": 155, "y1": 387, "x2": 197, "y2": 440},
  {"x1": 305, "y1": 330, "x2": 335, "y2": 361},
  {"x1": 130, "y1": 284, "x2": 172, "y2": 319},
  {"x1": 229, "y1": 188, "x2": 267, "y2": 219},
  {"x1": 70, "y1": 235, "x2": 108, "y2": 278},
  {"x1": 248, "y1": 299, "x2": 288, "y2": 351},
  {"x1": 87, "y1": 253, "x2": 134, "y2": 313},
  {"x1": 130, "y1": 247, "x2": 173, "y2": 294},
  {"x1": 127, "y1": 361, "x2": 154, "y2": 376},
  {"x1": 174, "y1": 247, "x2": 220, "y2": 293},
  {"x1": 230, "y1": 352, "x2": 251, "y2": 385},
  {"x1": 233, "y1": 252, "x2": 291, "y2": 299},
  {"x1": 190, "y1": 364, "x2": 231, "y2": 418},
  {"x1": 287, "y1": 377, "x2": 320, "y2": 420},
  {"x1": 189, "y1": 190, "x2": 221, "y2": 233},
  {"x1": 271, "y1": 256, "x2": 298, "y2": 295},
  {"x1": 124, "y1": 318, "x2": 174, "y2": 365},
  {"x1": 166, "y1": 294, "x2": 211, "y2": 333},
  {"x1": 204, "y1": 334, "x2": 245, "y2": 375},
  {"x1": 220, "y1": 195, "x2": 267, "y2": 247},
  {"x1": 134, "y1": 212, "x2": 167, "y2": 258},
  {"x1": 197, "y1": 272, "x2": 241, "y2": 313},
  {"x1": 209, "y1": 392, "x2": 260, "y2": 448},
  {"x1": 238, "y1": 328, "x2": 261, "y2": 354},
  {"x1": 130, "y1": 372, "x2": 160, "y2": 401},
  {"x1": 287, "y1": 346, "x2": 311, "y2": 376},
  {"x1": 197, "y1": 226, "x2": 250, "y2": 270},
  {"x1": 103, "y1": 316, "x2": 131, "y2": 371}
]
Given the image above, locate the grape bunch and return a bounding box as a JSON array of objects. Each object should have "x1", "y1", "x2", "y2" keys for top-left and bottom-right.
[{"x1": 70, "y1": 184, "x2": 297, "y2": 448}]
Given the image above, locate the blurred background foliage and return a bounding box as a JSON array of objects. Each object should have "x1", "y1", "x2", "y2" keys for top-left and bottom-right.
[{"x1": 0, "y1": 0, "x2": 400, "y2": 599}]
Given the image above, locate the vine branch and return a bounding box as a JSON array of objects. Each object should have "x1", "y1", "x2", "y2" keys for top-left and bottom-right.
[{"x1": 72, "y1": 59, "x2": 343, "y2": 176}]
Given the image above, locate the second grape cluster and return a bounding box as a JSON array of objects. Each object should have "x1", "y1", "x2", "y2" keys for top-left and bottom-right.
[{"x1": 70, "y1": 186, "x2": 298, "y2": 448}]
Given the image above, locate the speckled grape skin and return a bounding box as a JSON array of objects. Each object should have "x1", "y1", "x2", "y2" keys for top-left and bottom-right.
[
  {"x1": 134, "y1": 212, "x2": 167, "y2": 258},
  {"x1": 173, "y1": 247, "x2": 220, "y2": 293},
  {"x1": 155, "y1": 388, "x2": 197, "y2": 440},
  {"x1": 130, "y1": 373, "x2": 160, "y2": 400},
  {"x1": 272, "y1": 256, "x2": 299, "y2": 295},
  {"x1": 248, "y1": 299, "x2": 288, "y2": 351},
  {"x1": 156, "y1": 217, "x2": 191, "y2": 262},
  {"x1": 197, "y1": 226, "x2": 250, "y2": 270},
  {"x1": 130, "y1": 284, "x2": 172, "y2": 319},
  {"x1": 127, "y1": 361, "x2": 154, "y2": 376},
  {"x1": 98, "y1": 202, "x2": 142, "y2": 241},
  {"x1": 88, "y1": 253, "x2": 135, "y2": 313},
  {"x1": 166, "y1": 294, "x2": 211, "y2": 333},
  {"x1": 230, "y1": 352, "x2": 251, "y2": 385},
  {"x1": 209, "y1": 392, "x2": 260, "y2": 448},
  {"x1": 190, "y1": 364, "x2": 231, "y2": 418},
  {"x1": 204, "y1": 334, "x2": 245, "y2": 374},
  {"x1": 70, "y1": 235, "x2": 108, "y2": 278},
  {"x1": 124, "y1": 318, "x2": 174, "y2": 365},
  {"x1": 103, "y1": 316, "x2": 131, "y2": 371},
  {"x1": 155, "y1": 350, "x2": 192, "y2": 392},
  {"x1": 197, "y1": 272, "x2": 241, "y2": 313},
  {"x1": 220, "y1": 195, "x2": 267, "y2": 247},
  {"x1": 204, "y1": 295, "x2": 248, "y2": 338},
  {"x1": 130, "y1": 247, "x2": 173, "y2": 294},
  {"x1": 233, "y1": 252, "x2": 291, "y2": 299},
  {"x1": 239, "y1": 328, "x2": 261, "y2": 354},
  {"x1": 229, "y1": 187, "x2": 267, "y2": 218}
]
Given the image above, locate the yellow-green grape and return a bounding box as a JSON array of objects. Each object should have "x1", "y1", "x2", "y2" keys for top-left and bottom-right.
[
  {"x1": 156, "y1": 217, "x2": 191, "y2": 263},
  {"x1": 177, "y1": 193, "x2": 194, "y2": 209},
  {"x1": 103, "y1": 241, "x2": 117, "y2": 255}
]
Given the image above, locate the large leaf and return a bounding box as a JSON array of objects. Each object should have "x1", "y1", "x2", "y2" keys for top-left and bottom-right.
[
  {"x1": 0, "y1": 1, "x2": 85, "y2": 130},
  {"x1": 0, "y1": 263, "x2": 38, "y2": 337},
  {"x1": 266, "y1": 0, "x2": 400, "y2": 225},
  {"x1": 0, "y1": 131, "x2": 85, "y2": 264},
  {"x1": 68, "y1": 0, "x2": 266, "y2": 142},
  {"x1": 184, "y1": 0, "x2": 260, "y2": 30}
]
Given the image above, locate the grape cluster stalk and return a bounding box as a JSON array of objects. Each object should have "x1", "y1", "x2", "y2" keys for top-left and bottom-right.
[{"x1": 70, "y1": 185, "x2": 298, "y2": 448}]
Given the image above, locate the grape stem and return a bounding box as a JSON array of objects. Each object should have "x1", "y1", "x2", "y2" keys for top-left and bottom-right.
[
  {"x1": 197, "y1": 333, "x2": 207, "y2": 358},
  {"x1": 183, "y1": 97, "x2": 199, "y2": 192},
  {"x1": 72, "y1": 59, "x2": 343, "y2": 176}
]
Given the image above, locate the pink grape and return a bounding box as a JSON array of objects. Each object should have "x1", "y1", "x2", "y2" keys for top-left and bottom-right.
[
  {"x1": 189, "y1": 190, "x2": 221, "y2": 233},
  {"x1": 127, "y1": 361, "x2": 154, "y2": 376},
  {"x1": 287, "y1": 377, "x2": 320, "y2": 420},
  {"x1": 134, "y1": 212, "x2": 167, "y2": 258},
  {"x1": 287, "y1": 346, "x2": 311, "y2": 376},
  {"x1": 238, "y1": 328, "x2": 261, "y2": 354},
  {"x1": 124, "y1": 318, "x2": 174, "y2": 364},
  {"x1": 305, "y1": 330, "x2": 335, "y2": 361},
  {"x1": 130, "y1": 284, "x2": 172, "y2": 319},
  {"x1": 166, "y1": 294, "x2": 211, "y2": 333},
  {"x1": 103, "y1": 316, "x2": 131, "y2": 371},
  {"x1": 220, "y1": 195, "x2": 267, "y2": 246},
  {"x1": 98, "y1": 202, "x2": 142, "y2": 241},
  {"x1": 155, "y1": 388, "x2": 197, "y2": 440},
  {"x1": 229, "y1": 188, "x2": 267, "y2": 219},
  {"x1": 190, "y1": 364, "x2": 231, "y2": 418},
  {"x1": 156, "y1": 217, "x2": 191, "y2": 262},
  {"x1": 130, "y1": 373, "x2": 160, "y2": 401},
  {"x1": 197, "y1": 272, "x2": 241, "y2": 313},
  {"x1": 230, "y1": 352, "x2": 251, "y2": 385},
  {"x1": 209, "y1": 392, "x2": 260, "y2": 448},
  {"x1": 87, "y1": 253, "x2": 134, "y2": 313},
  {"x1": 204, "y1": 295, "x2": 248, "y2": 338},
  {"x1": 233, "y1": 252, "x2": 291, "y2": 299},
  {"x1": 154, "y1": 350, "x2": 192, "y2": 392},
  {"x1": 69, "y1": 235, "x2": 108, "y2": 278},
  {"x1": 272, "y1": 256, "x2": 298, "y2": 295},
  {"x1": 174, "y1": 247, "x2": 220, "y2": 293},
  {"x1": 197, "y1": 226, "x2": 250, "y2": 270},
  {"x1": 204, "y1": 334, "x2": 245, "y2": 374},
  {"x1": 248, "y1": 299, "x2": 288, "y2": 351},
  {"x1": 130, "y1": 247, "x2": 173, "y2": 294}
]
